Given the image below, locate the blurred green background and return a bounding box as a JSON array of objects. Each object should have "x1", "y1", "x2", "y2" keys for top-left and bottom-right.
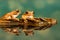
[{"x1": 0, "y1": 0, "x2": 60, "y2": 40}]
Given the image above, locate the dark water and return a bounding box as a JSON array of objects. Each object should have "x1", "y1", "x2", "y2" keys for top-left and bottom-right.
[{"x1": 0, "y1": 0, "x2": 60, "y2": 40}]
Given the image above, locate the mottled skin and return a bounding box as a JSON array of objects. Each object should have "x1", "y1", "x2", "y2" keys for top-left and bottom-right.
[
  {"x1": 2, "y1": 9, "x2": 20, "y2": 21},
  {"x1": 22, "y1": 11, "x2": 34, "y2": 20},
  {"x1": 22, "y1": 11, "x2": 35, "y2": 35},
  {"x1": 1, "y1": 9, "x2": 21, "y2": 35}
]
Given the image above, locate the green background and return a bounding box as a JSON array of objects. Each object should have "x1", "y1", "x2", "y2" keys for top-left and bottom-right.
[{"x1": 0, "y1": 0, "x2": 60, "y2": 40}]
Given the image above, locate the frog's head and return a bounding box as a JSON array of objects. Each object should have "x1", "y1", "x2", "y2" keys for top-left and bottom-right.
[{"x1": 25, "y1": 11, "x2": 34, "y2": 16}]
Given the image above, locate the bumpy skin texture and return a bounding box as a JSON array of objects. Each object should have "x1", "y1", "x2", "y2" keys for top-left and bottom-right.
[
  {"x1": 22, "y1": 11, "x2": 35, "y2": 35},
  {"x1": 22, "y1": 11, "x2": 34, "y2": 20},
  {"x1": 0, "y1": 9, "x2": 21, "y2": 35},
  {"x1": 1, "y1": 9, "x2": 20, "y2": 21}
]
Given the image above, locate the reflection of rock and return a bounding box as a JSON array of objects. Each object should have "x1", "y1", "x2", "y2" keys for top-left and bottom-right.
[{"x1": 2, "y1": 27, "x2": 20, "y2": 36}]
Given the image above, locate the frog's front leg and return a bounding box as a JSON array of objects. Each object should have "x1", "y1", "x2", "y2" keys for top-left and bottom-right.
[
  {"x1": 11, "y1": 15, "x2": 19, "y2": 21},
  {"x1": 13, "y1": 18, "x2": 19, "y2": 21}
]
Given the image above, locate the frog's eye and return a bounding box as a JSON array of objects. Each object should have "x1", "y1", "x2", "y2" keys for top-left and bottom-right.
[
  {"x1": 16, "y1": 9, "x2": 19, "y2": 12},
  {"x1": 26, "y1": 11, "x2": 28, "y2": 14}
]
